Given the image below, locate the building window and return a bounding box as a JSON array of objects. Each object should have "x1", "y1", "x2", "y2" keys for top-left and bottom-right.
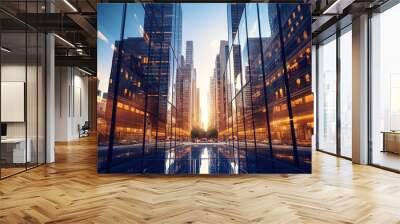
[
  {"x1": 339, "y1": 27, "x2": 352, "y2": 158},
  {"x1": 317, "y1": 35, "x2": 337, "y2": 154},
  {"x1": 370, "y1": 3, "x2": 400, "y2": 171}
]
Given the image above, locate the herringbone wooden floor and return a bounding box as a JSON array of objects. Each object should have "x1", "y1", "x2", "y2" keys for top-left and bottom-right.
[{"x1": 1, "y1": 136, "x2": 400, "y2": 224}]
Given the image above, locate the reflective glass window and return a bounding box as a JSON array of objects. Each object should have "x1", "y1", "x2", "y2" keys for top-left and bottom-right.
[{"x1": 317, "y1": 35, "x2": 337, "y2": 155}]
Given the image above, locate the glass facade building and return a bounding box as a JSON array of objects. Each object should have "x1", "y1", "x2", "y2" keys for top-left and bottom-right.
[
  {"x1": 176, "y1": 62, "x2": 192, "y2": 140},
  {"x1": 97, "y1": 3, "x2": 183, "y2": 173},
  {"x1": 223, "y1": 3, "x2": 313, "y2": 173}
]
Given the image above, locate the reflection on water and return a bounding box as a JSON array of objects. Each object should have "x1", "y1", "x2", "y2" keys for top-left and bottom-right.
[
  {"x1": 98, "y1": 143, "x2": 311, "y2": 174},
  {"x1": 199, "y1": 147, "x2": 209, "y2": 174}
]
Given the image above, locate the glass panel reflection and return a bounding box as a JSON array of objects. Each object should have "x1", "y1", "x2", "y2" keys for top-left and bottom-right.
[
  {"x1": 371, "y1": 4, "x2": 400, "y2": 171},
  {"x1": 97, "y1": 3, "x2": 312, "y2": 174},
  {"x1": 339, "y1": 28, "x2": 352, "y2": 158},
  {"x1": 317, "y1": 35, "x2": 337, "y2": 155},
  {"x1": 280, "y1": 4, "x2": 313, "y2": 167},
  {"x1": 0, "y1": 2, "x2": 46, "y2": 178},
  {"x1": 259, "y1": 4, "x2": 296, "y2": 166}
]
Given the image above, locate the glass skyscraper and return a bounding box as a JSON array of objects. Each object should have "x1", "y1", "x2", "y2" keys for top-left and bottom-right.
[
  {"x1": 97, "y1": 3, "x2": 183, "y2": 173},
  {"x1": 222, "y1": 3, "x2": 313, "y2": 172}
]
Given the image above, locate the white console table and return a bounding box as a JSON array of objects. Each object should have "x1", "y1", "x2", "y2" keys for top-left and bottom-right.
[{"x1": 1, "y1": 138, "x2": 31, "y2": 163}]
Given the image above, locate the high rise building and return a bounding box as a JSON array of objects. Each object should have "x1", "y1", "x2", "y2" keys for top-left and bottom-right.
[
  {"x1": 208, "y1": 75, "x2": 216, "y2": 129},
  {"x1": 104, "y1": 37, "x2": 149, "y2": 146},
  {"x1": 224, "y1": 3, "x2": 312, "y2": 172},
  {"x1": 176, "y1": 62, "x2": 192, "y2": 140},
  {"x1": 183, "y1": 41, "x2": 200, "y2": 129},
  {"x1": 142, "y1": 3, "x2": 183, "y2": 149},
  {"x1": 191, "y1": 68, "x2": 198, "y2": 128},
  {"x1": 228, "y1": 3, "x2": 245, "y2": 42},
  {"x1": 196, "y1": 87, "x2": 201, "y2": 126},
  {"x1": 213, "y1": 55, "x2": 220, "y2": 131},
  {"x1": 214, "y1": 40, "x2": 229, "y2": 139},
  {"x1": 98, "y1": 3, "x2": 184, "y2": 172},
  {"x1": 186, "y1": 40, "x2": 193, "y2": 67}
]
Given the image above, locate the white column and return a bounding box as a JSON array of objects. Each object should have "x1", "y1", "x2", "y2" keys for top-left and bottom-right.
[
  {"x1": 55, "y1": 67, "x2": 72, "y2": 141},
  {"x1": 352, "y1": 14, "x2": 369, "y2": 164},
  {"x1": 46, "y1": 32, "x2": 55, "y2": 163},
  {"x1": 312, "y1": 45, "x2": 317, "y2": 151}
]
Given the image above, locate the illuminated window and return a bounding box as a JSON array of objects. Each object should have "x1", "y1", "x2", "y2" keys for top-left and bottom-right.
[
  {"x1": 143, "y1": 56, "x2": 148, "y2": 64},
  {"x1": 304, "y1": 94, "x2": 313, "y2": 103},
  {"x1": 305, "y1": 74, "x2": 311, "y2": 82},
  {"x1": 303, "y1": 31, "x2": 308, "y2": 39},
  {"x1": 296, "y1": 78, "x2": 301, "y2": 87}
]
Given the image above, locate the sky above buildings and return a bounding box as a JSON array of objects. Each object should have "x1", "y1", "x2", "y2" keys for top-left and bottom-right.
[{"x1": 182, "y1": 3, "x2": 227, "y2": 129}]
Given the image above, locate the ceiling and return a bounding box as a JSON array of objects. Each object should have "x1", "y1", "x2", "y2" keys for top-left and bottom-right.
[
  {"x1": 0, "y1": 0, "x2": 393, "y2": 75},
  {"x1": 0, "y1": 0, "x2": 99, "y2": 74}
]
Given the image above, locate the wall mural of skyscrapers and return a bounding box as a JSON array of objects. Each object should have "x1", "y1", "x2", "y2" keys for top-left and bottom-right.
[{"x1": 97, "y1": 3, "x2": 313, "y2": 174}]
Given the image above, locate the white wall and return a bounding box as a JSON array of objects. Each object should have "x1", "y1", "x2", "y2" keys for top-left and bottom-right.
[
  {"x1": 55, "y1": 66, "x2": 69, "y2": 141},
  {"x1": 55, "y1": 67, "x2": 89, "y2": 141}
]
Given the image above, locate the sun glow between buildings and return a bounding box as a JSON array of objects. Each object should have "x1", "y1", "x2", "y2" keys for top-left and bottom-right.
[{"x1": 181, "y1": 3, "x2": 227, "y2": 130}]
